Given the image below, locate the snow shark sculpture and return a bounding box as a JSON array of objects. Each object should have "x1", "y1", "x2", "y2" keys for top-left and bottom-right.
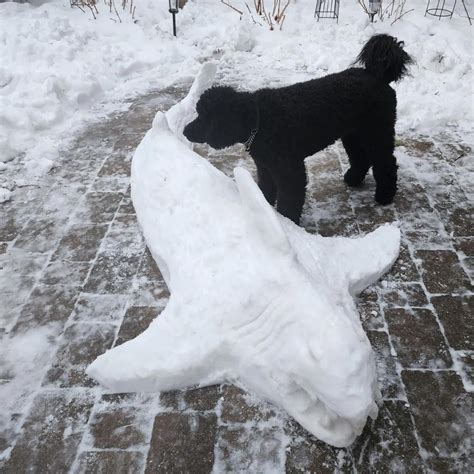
[{"x1": 87, "y1": 63, "x2": 400, "y2": 448}]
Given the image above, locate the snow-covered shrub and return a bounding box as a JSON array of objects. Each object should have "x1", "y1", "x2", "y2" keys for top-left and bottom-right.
[
  {"x1": 221, "y1": 0, "x2": 292, "y2": 30},
  {"x1": 358, "y1": 0, "x2": 413, "y2": 23},
  {"x1": 253, "y1": 0, "x2": 292, "y2": 30},
  {"x1": 71, "y1": 0, "x2": 137, "y2": 22}
]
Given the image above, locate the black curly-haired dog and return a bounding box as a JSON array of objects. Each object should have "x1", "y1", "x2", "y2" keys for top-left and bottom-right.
[{"x1": 183, "y1": 34, "x2": 412, "y2": 224}]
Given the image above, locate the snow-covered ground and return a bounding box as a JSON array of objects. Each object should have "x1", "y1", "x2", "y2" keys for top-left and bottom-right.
[{"x1": 0, "y1": 0, "x2": 472, "y2": 185}]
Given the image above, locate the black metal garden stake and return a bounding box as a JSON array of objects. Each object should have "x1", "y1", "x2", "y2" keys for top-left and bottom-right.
[
  {"x1": 425, "y1": 0, "x2": 457, "y2": 20},
  {"x1": 314, "y1": 0, "x2": 340, "y2": 22},
  {"x1": 169, "y1": 0, "x2": 179, "y2": 37},
  {"x1": 425, "y1": 0, "x2": 472, "y2": 24}
]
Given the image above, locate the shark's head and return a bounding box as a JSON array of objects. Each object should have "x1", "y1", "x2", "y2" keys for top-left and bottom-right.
[{"x1": 232, "y1": 167, "x2": 399, "y2": 446}]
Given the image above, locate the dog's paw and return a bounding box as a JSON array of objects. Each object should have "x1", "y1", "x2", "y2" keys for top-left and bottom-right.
[
  {"x1": 374, "y1": 192, "x2": 395, "y2": 206},
  {"x1": 344, "y1": 168, "x2": 366, "y2": 187}
]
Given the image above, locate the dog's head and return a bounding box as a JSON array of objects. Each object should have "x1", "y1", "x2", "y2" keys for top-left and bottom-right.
[{"x1": 183, "y1": 86, "x2": 252, "y2": 150}]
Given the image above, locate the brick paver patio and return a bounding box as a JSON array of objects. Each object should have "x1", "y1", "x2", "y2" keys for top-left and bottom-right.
[{"x1": 0, "y1": 85, "x2": 472, "y2": 472}]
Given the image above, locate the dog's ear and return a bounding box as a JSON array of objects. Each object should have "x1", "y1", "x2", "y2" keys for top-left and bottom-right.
[
  {"x1": 202, "y1": 86, "x2": 250, "y2": 111},
  {"x1": 234, "y1": 167, "x2": 291, "y2": 255}
]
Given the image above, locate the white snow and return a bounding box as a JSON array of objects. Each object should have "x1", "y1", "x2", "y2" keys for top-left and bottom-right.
[
  {"x1": 0, "y1": 0, "x2": 472, "y2": 184},
  {"x1": 0, "y1": 187, "x2": 12, "y2": 203},
  {"x1": 0, "y1": 325, "x2": 58, "y2": 459},
  {"x1": 87, "y1": 65, "x2": 401, "y2": 448}
]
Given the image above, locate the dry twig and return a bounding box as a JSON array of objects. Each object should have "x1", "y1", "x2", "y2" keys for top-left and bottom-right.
[
  {"x1": 220, "y1": 0, "x2": 244, "y2": 16},
  {"x1": 70, "y1": 0, "x2": 136, "y2": 22},
  {"x1": 358, "y1": 0, "x2": 412, "y2": 23},
  {"x1": 250, "y1": 0, "x2": 290, "y2": 30}
]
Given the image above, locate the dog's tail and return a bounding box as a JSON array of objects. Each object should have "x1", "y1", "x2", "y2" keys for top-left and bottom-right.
[{"x1": 356, "y1": 34, "x2": 413, "y2": 84}]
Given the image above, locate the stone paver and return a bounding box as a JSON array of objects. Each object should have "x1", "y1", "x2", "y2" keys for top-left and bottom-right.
[
  {"x1": 402, "y1": 371, "x2": 472, "y2": 471},
  {"x1": 3, "y1": 391, "x2": 95, "y2": 473},
  {"x1": 385, "y1": 308, "x2": 452, "y2": 369},
  {"x1": 351, "y1": 400, "x2": 425, "y2": 472},
  {"x1": 73, "y1": 451, "x2": 146, "y2": 474},
  {"x1": 0, "y1": 85, "x2": 472, "y2": 472},
  {"x1": 146, "y1": 413, "x2": 217, "y2": 473}
]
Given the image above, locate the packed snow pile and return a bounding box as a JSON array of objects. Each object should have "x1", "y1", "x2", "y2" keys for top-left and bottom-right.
[
  {"x1": 87, "y1": 64, "x2": 401, "y2": 447},
  {"x1": 0, "y1": 325, "x2": 57, "y2": 459},
  {"x1": 0, "y1": 187, "x2": 12, "y2": 204},
  {"x1": 0, "y1": 0, "x2": 472, "y2": 181}
]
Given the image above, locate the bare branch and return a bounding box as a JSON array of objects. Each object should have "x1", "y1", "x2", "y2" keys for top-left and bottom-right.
[
  {"x1": 221, "y1": 0, "x2": 244, "y2": 16},
  {"x1": 391, "y1": 7, "x2": 414, "y2": 25},
  {"x1": 70, "y1": 0, "x2": 136, "y2": 21}
]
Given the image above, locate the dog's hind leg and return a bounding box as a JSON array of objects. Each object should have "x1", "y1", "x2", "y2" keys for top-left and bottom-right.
[
  {"x1": 275, "y1": 160, "x2": 307, "y2": 224},
  {"x1": 342, "y1": 133, "x2": 370, "y2": 187},
  {"x1": 256, "y1": 162, "x2": 277, "y2": 206}
]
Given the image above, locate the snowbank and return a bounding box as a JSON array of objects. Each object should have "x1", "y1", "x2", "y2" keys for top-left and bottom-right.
[
  {"x1": 0, "y1": 325, "x2": 57, "y2": 460},
  {"x1": 0, "y1": 0, "x2": 472, "y2": 181}
]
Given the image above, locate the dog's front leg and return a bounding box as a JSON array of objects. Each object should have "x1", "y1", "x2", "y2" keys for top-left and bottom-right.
[
  {"x1": 373, "y1": 157, "x2": 398, "y2": 205},
  {"x1": 370, "y1": 132, "x2": 398, "y2": 205},
  {"x1": 256, "y1": 162, "x2": 277, "y2": 206},
  {"x1": 275, "y1": 161, "x2": 307, "y2": 225},
  {"x1": 342, "y1": 133, "x2": 370, "y2": 187}
]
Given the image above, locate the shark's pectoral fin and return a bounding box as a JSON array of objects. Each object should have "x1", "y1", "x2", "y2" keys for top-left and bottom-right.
[
  {"x1": 234, "y1": 167, "x2": 291, "y2": 255},
  {"x1": 87, "y1": 300, "x2": 222, "y2": 393},
  {"x1": 328, "y1": 224, "x2": 401, "y2": 296}
]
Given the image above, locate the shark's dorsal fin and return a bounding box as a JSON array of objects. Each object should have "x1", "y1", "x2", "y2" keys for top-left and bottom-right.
[{"x1": 234, "y1": 167, "x2": 290, "y2": 255}]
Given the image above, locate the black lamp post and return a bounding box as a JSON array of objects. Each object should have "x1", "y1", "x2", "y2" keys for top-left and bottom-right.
[{"x1": 169, "y1": 0, "x2": 179, "y2": 37}]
